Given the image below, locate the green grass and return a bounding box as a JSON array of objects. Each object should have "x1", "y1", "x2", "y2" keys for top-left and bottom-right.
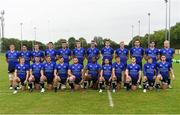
[{"x1": 0, "y1": 53, "x2": 180, "y2": 114}]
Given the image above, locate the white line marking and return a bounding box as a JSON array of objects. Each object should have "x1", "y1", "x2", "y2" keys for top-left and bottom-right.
[{"x1": 107, "y1": 90, "x2": 114, "y2": 107}]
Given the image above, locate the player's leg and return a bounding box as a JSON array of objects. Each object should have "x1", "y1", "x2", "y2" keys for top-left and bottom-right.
[
  {"x1": 60, "y1": 78, "x2": 67, "y2": 90},
  {"x1": 143, "y1": 77, "x2": 148, "y2": 93},
  {"x1": 68, "y1": 75, "x2": 75, "y2": 92},
  {"x1": 148, "y1": 80, "x2": 155, "y2": 91},
  {"x1": 40, "y1": 75, "x2": 47, "y2": 93},
  {"x1": 99, "y1": 77, "x2": 105, "y2": 93},
  {"x1": 83, "y1": 75, "x2": 91, "y2": 89},
  {"x1": 12, "y1": 76, "x2": 20, "y2": 94},
  {"x1": 111, "y1": 76, "x2": 117, "y2": 93},
  {"x1": 74, "y1": 78, "x2": 82, "y2": 91},
  {"x1": 8, "y1": 68, "x2": 15, "y2": 89},
  {"x1": 47, "y1": 77, "x2": 53, "y2": 90},
  {"x1": 34, "y1": 77, "x2": 41, "y2": 90},
  {"x1": 125, "y1": 76, "x2": 131, "y2": 91},
  {"x1": 131, "y1": 78, "x2": 138, "y2": 91},
  {"x1": 155, "y1": 75, "x2": 162, "y2": 91},
  {"x1": 116, "y1": 76, "x2": 122, "y2": 90},
  {"x1": 161, "y1": 77, "x2": 168, "y2": 89},
  {"x1": 28, "y1": 75, "x2": 35, "y2": 92},
  {"x1": 53, "y1": 76, "x2": 60, "y2": 92}
]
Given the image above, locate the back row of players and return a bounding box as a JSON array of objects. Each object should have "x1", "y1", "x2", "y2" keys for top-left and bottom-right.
[{"x1": 5, "y1": 39, "x2": 175, "y2": 94}]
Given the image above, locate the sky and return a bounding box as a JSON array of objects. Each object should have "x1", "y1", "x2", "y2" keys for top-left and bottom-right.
[{"x1": 0, "y1": 0, "x2": 180, "y2": 44}]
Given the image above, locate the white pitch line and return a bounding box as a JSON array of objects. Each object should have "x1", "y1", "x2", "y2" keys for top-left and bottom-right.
[{"x1": 107, "y1": 90, "x2": 114, "y2": 107}]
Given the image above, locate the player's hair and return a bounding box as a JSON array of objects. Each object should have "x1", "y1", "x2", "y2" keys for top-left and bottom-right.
[
  {"x1": 58, "y1": 55, "x2": 64, "y2": 59},
  {"x1": 104, "y1": 38, "x2": 110, "y2": 46},
  {"x1": 22, "y1": 44, "x2": 27, "y2": 47},
  {"x1": 147, "y1": 56, "x2": 152, "y2": 60},
  {"x1": 48, "y1": 42, "x2": 53, "y2": 44},
  {"x1": 131, "y1": 56, "x2": 136, "y2": 59}
]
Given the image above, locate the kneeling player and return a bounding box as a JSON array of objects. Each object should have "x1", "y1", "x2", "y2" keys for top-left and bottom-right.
[
  {"x1": 40, "y1": 55, "x2": 56, "y2": 93},
  {"x1": 156, "y1": 55, "x2": 175, "y2": 90},
  {"x1": 99, "y1": 58, "x2": 115, "y2": 93},
  {"x1": 125, "y1": 57, "x2": 141, "y2": 91},
  {"x1": 84, "y1": 56, "x2": 101, "y2": 89},
  {"x1": 112, "y1": 56, "x2": 125, "y2": 90},
  {"x1": 143, "y1": 57, "x2": 157, "y2": 93},
  {"x1": 29, "y1": 56, "x2": 44, "y2": 92},
  {"x1": 13, "y1": 57, "x2": 29, "y2": 94},
  {"x1": 68, "y1": 57, "x2": 84, "y2": 91},
  {"x1": 54, "y1": 56, "x2": 69, "y2": 92}
]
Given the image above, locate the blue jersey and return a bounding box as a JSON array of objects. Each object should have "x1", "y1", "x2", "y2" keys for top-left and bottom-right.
[
  {"x1": 5, "y1": 50, "x2": 19, "y2": 70},
  {"x1": 86, "y1": 63, "x2": 101, "y2": 79},
  {"x1": 19, "y1": 51, "x2": 31, "y2": 65},
  {"x1": 102, "y1": 64, "x2": 112, "y2": 80},
  {"x1": 57, "y1": 48, "x2": 71, "y2": 64},
  {"x1": 31, "y1": 50, "x2": 44, "y2": 62},
  {"x1": 15, "y1": 64, "x2": 29, "y2": 79},
  {"x1": 30, "y1": 63, "x2": 43, "y2": 78},
  {"x1": 127, "y1": 64, "x2": 141, "y2": 79},
  {"x1": 43, "y1": 62, "x2": 56, "y2": 78},
  {"x1": 101, "y1": 47, "x2": 114, "y2": 63},
  {"x1": 69, "y1": 64, "x2": 83, "y2": 79},
  {"x1": 72, "y1": 48, "x2": 86, "y2": 65},
  {"x1": 86, "y1": 47, "x2": 99, "y2": 63},
  {"x1": 159, "y1": 48, "x2": 174, "y2": 65},
  {"x1": 45, "y1": 49, "x2": 57, "y2": 62},
  {"x1": 157, "y1": 62, "x2": 171, "y2": 78},
  {"x1": 143, "y1": 63, "x2": 157, "y2": 80},
  {"x1": 55, "y1": 63, "x2": 69, "y2": 79},
  {"x1": 145, "y1": 48, "x2": 159, "y2": 64},
  {"x1": 112, "y1": 62, "x2": 125, "y2": 78},
  {"x1": 115, "y1": 48, "x2": 128, "y2": 66},
  {"x1": 130, "y1": 47, "x2": 144, "y2": 64}
]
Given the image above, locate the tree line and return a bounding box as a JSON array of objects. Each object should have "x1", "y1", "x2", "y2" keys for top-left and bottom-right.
[{"x1": 1, "y1": 22, "x2": 180, "y2": 52}]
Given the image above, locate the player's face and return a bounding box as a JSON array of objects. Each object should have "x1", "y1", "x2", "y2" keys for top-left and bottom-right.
[
  {"x1": 62, "y1": 43, "x2": 67, "y2": 48},
  {"x1": 104, "y1": 59, "x2": 109, "y2": 64},
  {"x1": 76, "y1": 42, "x2": 81, "y2": 48},
  {"x1": 48, "y1": 43, "x2": 53, "y2": 49},
  {"x1": 22, "y1": 46, "x2": 27, "y2": 51},
  {"x1": 120, "y1": 42, "x2": 124, "y2": 48},
  {"x1": 147, "y1": 58, "x2": 153, "y2": 63},
  {"x1": 105, "y1": 41, "x2": 110, "y2": 47},
  {"x1": 91, "y1": 42, "x2": 96, "y2": 47},
  {"x1": 161, "y1": 56, "x2": 166, "y2": 61},
  {"x1": 20, "y1": 58, "x2": 25, "y2": 64},
  {"x1": 59, "y1": 58, "x2": 64, "y2": 63},
  {"x1": 35, "y1": 57, "x2": 40, "y2": 63},
  {"x1": 116, "y1": 57, "x2": 120, "y2": 63},
  {"x1": 34, "y1": 45, "x2": 39, "y2": 50},
  {"x1": 134, "y1": 41, "x2": 140, "y2": 47},
  {"x1": 73, "y1": 58, "x2": 78, "y2": 64},
  {"x1": 46, "y1": 57, "x2": 51, "y2": 63},
  {"x1": 149, "y1": 42, "x2": 155, "y2": 48},
  {"x1": 164, "y1": 41, "x2": 169, "y2": 48},
  {"x1": 10, "y1": 45, "x2": 15, "y2": 51},
  {"x1": 131, "y1": 58, "x2": 136, "y2": 63}
]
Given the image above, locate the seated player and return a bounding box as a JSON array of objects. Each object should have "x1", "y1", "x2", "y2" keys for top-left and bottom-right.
[
  {"x1": 125, "y1": 57, "x2": 141, "y2": 91},
  {"x1": 143, "y1": 57, "x2": 157, "y2": 93},
  {"x1": 112, "y1": 56, "x2": 125, "y2": 90},
  {"x1": 156, "y1": 55, "x2": 175, "y2": 90},
  {"x1": 40, "y1": 55, "x2": 56, "y2": 93},
  {"x1": 54, "y1": 56, "x2": 69, "y2": 92},
  {"x1": 13, "y1": 57, "x2": 29, "y2": 94},
  {"x1": 28, "y1": 56, "x2": 44, "y2": 92},
  {"x1": 84, "y1": 56, "x2": 101, "y2": 89},
  {"x1": 99, "y1": 58, "x2": 114, "y2": 93},
  {"x1": 68, "y1": 57, "x2": 84, "y2": 91}
]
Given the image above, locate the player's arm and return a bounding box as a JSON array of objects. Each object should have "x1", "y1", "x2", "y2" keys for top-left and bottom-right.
[
  {"x1": 138, "y1": 70, "x2": 142, "y2": 83},
  {"x1": 54, "y1": 69, "x2": 58, "y2": 77},
  {"x1": 68, "y1": 69, "x2": 73, "y2": 76},
  {"x1": 25, "y1": 70, "x2": 29, "y2": 83},
  {"x1": 170, "y1": 68, "x2": 175, "y2": 79}
]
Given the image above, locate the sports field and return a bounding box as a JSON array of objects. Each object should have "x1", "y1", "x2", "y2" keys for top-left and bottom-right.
[{"x1": 0, "y1": 53, "x2": 180, "y2": 114}]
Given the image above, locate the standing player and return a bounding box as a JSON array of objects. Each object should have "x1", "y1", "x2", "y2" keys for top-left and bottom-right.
[
  {"x1": 125, "y1": 57, "x2": 141, "y2": 91},
  {"x1": 13, "y1": 57, "x2": 29, "y2": 94},
  {"x1": 130, "y1": 39, "x2": 144, "y2": 88},
  {"x1": 28, "y1": 56, "x2": 44, "y2": 92},
  {"x1": 68, "y1": 57, "x2": 84, "y2": 91},
  {"x1": 45, "y1": 42, "x2": 57, "y2": 63},
  {"x1": 5, "y1": 44, "x2": 19, "y2": 89},
  {"x1": 99, "y1": 58, "x2": 114, "y2": 93},
  {"x1": 86, "y1": 40, "x2": 100, "y2": 63},
  {"x1": 54, "y1": 56, "x2": 69, "y2": 92},
  {"x1": 112, "y1": 56, "x2": 125, "y2": 90},
  {"x1": 31, "y1": 43, "x2": 44, "y2": 63},
  {"x1": 156, "y1": 55, "x2": 175, "y2": 90},
  {"x1": 72, "y1": 40, "x2": 86, "y2": 66},
  {"x1": 115, "y1": 41, "x2": 129, "y2": 88},
  {"x1": 159, "y1": 40, "x2": 174, "y2": 88},
  {"x1": 19, "y1": 44, "x2": 31, "y2": 66},
  {"x1": 101, "y1": 39, "x2": 114, "y2": 65},
  {"x1": 145, "y1": 41, "x2": 159, "y2": 64},
  {"x1": 40, "y1": 55, "x2": 56, "y2": 93},
  {"x1": 143, "y1": 57, "x2": 158, "y2": 93},
  {"x1": 84, "y1": 56, "x2": 101, "y2": 89},
  {"x1": 57, "y1": 40, "x2": 71, "y2": 64}
]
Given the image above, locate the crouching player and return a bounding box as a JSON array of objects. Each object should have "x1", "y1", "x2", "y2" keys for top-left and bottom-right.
[
  {"x1": 99, "y1": 58, "x2": 115, "y2": 93},
  {"x1": 68, "y1": 57, "x2": 84, "y2": 91},
  {"x1": 40, "y1": 55, "x2": 56, "y2": 93},
  {"x1": 28, "y1": 56, "x2": 44, "y2": 92},
  {"x1": 54, "y1": 56, "x2": 69, "y2": 92},
  {"x1": 13, "y1": 57, "x2": 29, "y2": 94},
  {"x1": 143, "y1": 57, "x2": 157, "y2": 93},
  {"x1": 112, "y1": 56, "x2": 125, "y2": 90},
  {"x1": 156, "y1": 55, "x2": 175, "y2": 90},
  {"x1": 84, "y1": 56, "x2": 101, "y2": 89},
  {"x1": 125, "y1": 57, "x2": 141, "y2": 91}
]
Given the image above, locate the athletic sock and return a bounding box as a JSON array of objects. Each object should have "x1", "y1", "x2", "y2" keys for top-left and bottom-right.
[
  {"x1": 168, "y1": 79, "x2": 171, "y2": 85},
  {"x1": 40, "y1": 82, "x2": 44, "y2": 89},
  {"x1": 29, "y1": 83, "x2": 33, "y2": 89},
  {"x1": 99, "y1": 81, "x2": 103, "y2": 90},
  {"x1": 126, "y1": 83, "x2": 130, "y2": 91},
  {"x1": 69, "y1": 83, "x2": 74, "y2": 90},
  {"x1": 112, "y1": 81, "x2": 116, "y2": 90}
]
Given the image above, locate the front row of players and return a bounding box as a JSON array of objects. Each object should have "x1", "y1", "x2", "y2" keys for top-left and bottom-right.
[{"x1": 13, "y1": 54, "x2": 175, "y2": 94}]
